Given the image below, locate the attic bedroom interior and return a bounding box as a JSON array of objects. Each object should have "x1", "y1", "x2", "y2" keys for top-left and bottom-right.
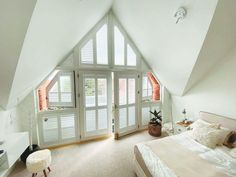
[{"x1": 0, "y1": 0, "x2": 236, "y2": 177}]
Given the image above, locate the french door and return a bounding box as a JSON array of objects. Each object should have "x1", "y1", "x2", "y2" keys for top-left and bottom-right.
[
  {"x1": 114, "y1": 72, "x2": 139, "y2": 138},
  {"x1": 79, "y1": 71, "x2": 112, "y2": 139}
]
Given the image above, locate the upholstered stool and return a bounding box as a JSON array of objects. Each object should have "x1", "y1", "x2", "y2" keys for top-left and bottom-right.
[{"x1": 26, "y1": 149, "x2": 52, "y2": 177}]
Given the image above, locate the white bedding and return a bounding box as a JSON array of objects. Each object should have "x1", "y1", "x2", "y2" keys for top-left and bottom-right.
[{"x1": 136, "y1": 131, "x2": 236, "y2": 177}]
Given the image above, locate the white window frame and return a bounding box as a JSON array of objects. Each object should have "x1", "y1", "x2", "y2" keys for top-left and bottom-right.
[
  {"x1": 38, "y1": 109, "x2": 78, "y2": 147},
  {"x1": 79, "y1": 71, "x2": 112, "y2": 139},
  {"x1": 47, "y1": 71, "x2": 75, "y2": 108},
  {"x1": 77, "y1": 17, "x2": 110, "y2": 68},
  {"x1": 142, "y1": 74, "x2": 153, "y2": 101},
  {"x1": 112, "y1": 17, "x2": 141, "y2": 70}
]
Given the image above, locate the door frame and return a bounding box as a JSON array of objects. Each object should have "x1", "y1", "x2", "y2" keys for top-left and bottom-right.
[
  {"x1": 113, "y1": 71, "x2": 141, "y2": 138},
  {"x1": 78, "y1": 70, "x2": 112, "y2": 140}
]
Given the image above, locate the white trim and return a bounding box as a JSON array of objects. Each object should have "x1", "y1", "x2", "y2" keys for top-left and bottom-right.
[
  {"x1": 80, "y1": 71, "x2": 112, "y2": 139},
  {"x1": 114, "y1": 71, "x2": 139, "y2": 137}
]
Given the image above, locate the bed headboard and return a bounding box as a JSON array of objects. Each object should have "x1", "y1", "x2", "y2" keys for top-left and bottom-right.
[{"x1": 199, "y1": 111, "x2": 236, "y2": 131}]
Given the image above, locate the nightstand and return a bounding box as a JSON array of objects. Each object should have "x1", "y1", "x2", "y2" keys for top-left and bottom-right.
[{"x1": 174, "y1": 121, "x2": 193, "y2": 134}]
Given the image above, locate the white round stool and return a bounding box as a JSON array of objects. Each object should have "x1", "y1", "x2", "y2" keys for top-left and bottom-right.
[{"x1": 26, "y1": 149, "x2": 52, "y2": 177}]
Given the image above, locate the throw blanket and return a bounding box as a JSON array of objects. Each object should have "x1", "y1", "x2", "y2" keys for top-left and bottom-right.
[{"x1": 136, "y1": 133, "x2": 236, "y2": 177}]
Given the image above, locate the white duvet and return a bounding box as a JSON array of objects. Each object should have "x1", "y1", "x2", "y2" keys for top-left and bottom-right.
[{"x1": 136, "y1": 131, "x2": 236, "y2": 177}]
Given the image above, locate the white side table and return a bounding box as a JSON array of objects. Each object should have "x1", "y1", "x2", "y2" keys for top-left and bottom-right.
[{"x1": 174, "y1": 121, "x2": 193, "y2": 134}]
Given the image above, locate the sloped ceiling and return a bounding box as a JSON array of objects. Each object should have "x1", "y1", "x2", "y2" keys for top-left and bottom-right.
[
  {"x1": 6, "y1": 0, "x2": 113, "y2": 108},
  {"x1": 0, "y1": 0, "x2": 37, "y2": 109},
  {"x1": 183, "y1": 0, "x2": 236, "y2": 94},
  {"x1": 112, "y1": 0, "x2": 218, "y2": 95},
  {"x1": 2, "y1": 0, "x2": 236, "y2": 109}
]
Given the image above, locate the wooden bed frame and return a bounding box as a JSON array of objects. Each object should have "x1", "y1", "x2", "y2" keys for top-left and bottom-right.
[{"x1": 133, "y1": 111, "x2": 236, "y2": 177}]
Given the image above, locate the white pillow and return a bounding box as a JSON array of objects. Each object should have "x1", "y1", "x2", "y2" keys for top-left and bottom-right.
[
  {"x1": 190, "y1": 119, "x2": 220, "y2": 130},
  {"x1": 191, "y1": 126, "x2": 224, "y2": 149},
  {"x1": 217, "y1": 126, "x2": 231, "y2": 145},
  {"x1": 230, "y1": 148, "x2": 236, "y2": 158}
]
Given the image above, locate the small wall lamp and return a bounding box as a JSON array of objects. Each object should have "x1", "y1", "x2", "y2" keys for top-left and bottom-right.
[{"x1": 174, "y1": 7, "x2": 187, "y2": 24}]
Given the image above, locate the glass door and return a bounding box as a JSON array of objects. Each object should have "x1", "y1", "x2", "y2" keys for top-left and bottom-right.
[
  {"x1": 80, "y1": 71, "x2": 112, "y2": 139},
  {"x1": 114, "y1": 72, "x2": 139, "y2": 138}
]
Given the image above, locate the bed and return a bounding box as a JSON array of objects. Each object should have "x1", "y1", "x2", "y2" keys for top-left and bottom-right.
[{"x1": 134, "y1": 111, "x2": 236, "y2": 177}]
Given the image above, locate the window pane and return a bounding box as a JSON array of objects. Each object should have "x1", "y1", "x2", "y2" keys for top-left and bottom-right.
[
  {"x1": 119, "y1": 79, "x2": 127, "y2": 105},
  {"x1": 61, "y1": 114, "x2": 75, "y2": 139},
  {"x1": 81, "y1": 40, "x2": 93, "y2": 64},
  {"x1": 119, "y1": 108, "x2": 127, "y2": 128},
  {"x1": 142, "y1": 107, "x2": 150, "y2": 125},
  {"x1": 49, "y1": 82, "x2": 59, "y2": 102},
  {"x1": 128, "y1": 78, "x2": 135, "y2": 104},
  {"x1": 96, "y1": 24, "x2": 108, "y2": 64},
  {"x1": 60, "y1": 75, "x2": 72, "y2": 102},
  {"x1": 147, "y1": 80, "x2": 152, "y2": 96},
  {"x1": 128, "y1": 106, "x2": 135, "y2": 126},
  {"x1": 85, "y1": 78, "x2": 95, "y2": 107},
  {"x1": 98, "y1": 78, "x2": 107, "y2": 106},
  {"x1": 114, "y1": 26, "x2": 125, "y2": 65},
  {"x1": 86, "y1": 110, "x2": 96, "y2": 132},
  {"x1": 43, "y1": 115, "x2": 58, "y2": 142},
  {"x1": 142, "y1": 76, "x2": 148, "y2": 97},
  {"x1": 98, "y1": 109, "x2": 107, "y2": 130},
  {"x1": 127, "y1": 44, "x2": 136, "y2": 66}
]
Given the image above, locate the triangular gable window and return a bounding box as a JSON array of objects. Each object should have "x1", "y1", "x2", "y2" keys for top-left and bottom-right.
[
  {"x1": 114, "y1": 26, "x2": 137, "y2": 67},
  {"x1": 80, "y1": 22, "x2": 108, "y2": 65},
  {"x1": 77, "y1": 14, "x2": 139, "y2": 69}
]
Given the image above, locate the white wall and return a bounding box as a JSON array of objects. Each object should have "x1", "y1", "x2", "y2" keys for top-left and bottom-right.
[
  {"x1": 17, "y1": 91, "x2": 38, "y2": 144},
  {"x1": 172, "y1": 47, "x2": 236, "y2": 122},
  {"x1": 0, "y1": 107, "x2": 21, "y2": 141},
  {"x1": 0, "y1": 90, "x2": 38, "y2": 145},
  {"x1": 162, "y1": 87, "x2": 172, "y2": 123}
]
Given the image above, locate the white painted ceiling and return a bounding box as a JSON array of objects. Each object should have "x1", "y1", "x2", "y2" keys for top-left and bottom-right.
[
  {"x1": 183, "y1": 0, "x2": 236, "y2": 94},
  {"x1": 1, "y1": 0, "x2": 236, "y2": 109},
  {"x1": 112, "y1": 0, "x2": 218, "y2": 95}
]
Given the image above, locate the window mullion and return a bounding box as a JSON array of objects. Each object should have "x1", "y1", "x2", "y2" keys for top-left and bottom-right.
[
  {"x1": 58, "y1": 74, "x2": 62, "y2": 105},
  {"x1": 93, "y1": 36, "x2": 97, "y2": 65},
  {"x1": 124, "y1": 40, "x2": 127, "y2": 67}
]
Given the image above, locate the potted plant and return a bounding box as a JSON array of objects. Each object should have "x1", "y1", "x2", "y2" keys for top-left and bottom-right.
[{"x1": 148, "y1": 110, "x2": 162, "y2": 137}]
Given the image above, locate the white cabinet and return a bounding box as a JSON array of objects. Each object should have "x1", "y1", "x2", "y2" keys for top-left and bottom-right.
[{"x1": 0, "y1": 132, "x2": 29, "y2": 177}]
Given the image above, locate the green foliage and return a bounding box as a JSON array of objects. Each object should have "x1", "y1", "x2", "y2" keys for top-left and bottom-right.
[{"x1": 149, "y1": 110, "x2": 162, "y2": 126}]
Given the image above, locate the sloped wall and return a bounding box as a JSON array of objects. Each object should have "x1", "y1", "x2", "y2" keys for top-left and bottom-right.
[{"x1": 172, "y1": 47, "x2": 236, "y2": 121}]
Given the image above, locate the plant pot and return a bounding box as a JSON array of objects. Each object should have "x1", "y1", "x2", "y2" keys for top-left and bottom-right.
[
  {"x1": 148, "y1": 123, "x2": 162, "y2": 137},
  {"x1": 20, "y1": 144, "x2": 40, "y2": 163}
]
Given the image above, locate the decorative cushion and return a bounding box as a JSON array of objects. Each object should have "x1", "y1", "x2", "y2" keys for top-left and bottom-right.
[
  {"x1": 190, "y1": 119, "x2": 220, "y2": 130},
  {"x1": 26, "y1": 149, "x2": 51, "y2": 173},
  {"x1": 223, "y1": 131, "x2": 236, "y2": 148},
  {"x1": 191, "y1": 126, "x2": 226, "y2": 149},
  {"x1": 230, "y1": 148, "x2": 236, "y2": 158}
]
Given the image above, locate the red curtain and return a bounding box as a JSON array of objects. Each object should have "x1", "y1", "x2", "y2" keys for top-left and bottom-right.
[{"x1": 147, "y1": 72, "x2": 160, "y2": 101}]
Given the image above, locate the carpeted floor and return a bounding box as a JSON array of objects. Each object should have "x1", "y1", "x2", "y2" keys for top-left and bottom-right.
[{"x1": 9, "y1": 131, "x2": 167, "y2": 177}]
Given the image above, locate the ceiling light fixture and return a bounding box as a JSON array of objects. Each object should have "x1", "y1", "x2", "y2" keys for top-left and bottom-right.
[{"x1": 174, "y1": 7, "x2": 187, "y2": 24}]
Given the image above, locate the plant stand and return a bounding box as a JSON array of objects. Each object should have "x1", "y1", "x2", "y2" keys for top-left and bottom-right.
[{"x1": 148, "y1": 123, "x2": 162, "y2": 137}]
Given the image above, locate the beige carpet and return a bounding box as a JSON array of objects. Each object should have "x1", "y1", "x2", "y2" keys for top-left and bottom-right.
[{"x1": 9, "y1": 131, "x2": 167, "y2": 177}]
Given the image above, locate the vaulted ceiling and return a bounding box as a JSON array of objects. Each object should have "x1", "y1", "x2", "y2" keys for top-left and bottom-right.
[{"x1": 1, "y1": 0, "x2": 236, "y2": 109}]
